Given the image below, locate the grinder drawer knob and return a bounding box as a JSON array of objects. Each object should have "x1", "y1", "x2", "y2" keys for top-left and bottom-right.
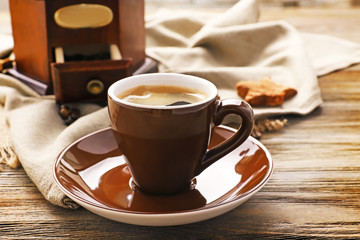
[{"x1": 87, "y1": 79, "x2": 104, "y2": 95}]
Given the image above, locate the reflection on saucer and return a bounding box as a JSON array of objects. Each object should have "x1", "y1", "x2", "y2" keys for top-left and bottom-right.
[
  {"x1": 96, "y1": 161, "x2": 207, "y2": 212},
  {"x1": 54, "y1": 126, "x2": 273, "y2": 226}
]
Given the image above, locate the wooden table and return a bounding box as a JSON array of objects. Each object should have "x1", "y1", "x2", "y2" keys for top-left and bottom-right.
[{"x1": 1, "y1": 6, "x2": 360, "y2": 239}]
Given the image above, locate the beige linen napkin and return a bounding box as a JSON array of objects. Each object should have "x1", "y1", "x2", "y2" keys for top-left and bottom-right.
[
  {"x1": 146, "y1": 0, "x2": 323, "y2": 118},
  {"x1": 0, "y1": 74, "x2": 110, "y2": 208},
  {"x1": 2, "y1": 0, "x2": 360, "y2": 208},
  {"x1": 301, "y1": 32, "x2": 360, "y2": 76}
]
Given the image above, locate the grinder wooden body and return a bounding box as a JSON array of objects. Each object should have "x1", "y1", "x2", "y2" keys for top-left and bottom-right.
[{"x1": 9, "y1": 0, "x2": 145, "y2": 103}]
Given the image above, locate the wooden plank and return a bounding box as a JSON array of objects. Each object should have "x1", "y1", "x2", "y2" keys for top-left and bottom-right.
[
  {"x1": 1, "y1": 68, "x2": 360, "y2": 238},
  {"x1": 1, "y1": 6, "x2": 360, "y2": 239},
  {"x1": 259, "y1": 7, "x2": 360, "y2": 43}
]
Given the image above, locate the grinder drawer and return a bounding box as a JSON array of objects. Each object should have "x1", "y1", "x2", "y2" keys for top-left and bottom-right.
[{"x1": 51, "y1": 59, "x2": 131, "y2": 103}]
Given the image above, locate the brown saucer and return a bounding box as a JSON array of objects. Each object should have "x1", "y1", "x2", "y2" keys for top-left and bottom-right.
[{"x1": 54, "y1": 125, "x2": 273, "y2": 226}]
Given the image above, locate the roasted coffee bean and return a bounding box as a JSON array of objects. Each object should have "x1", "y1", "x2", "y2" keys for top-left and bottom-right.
[
  {"x1": 58, "y1": 104, "x2": 81, "y2": 125},
  {"x1": 69, "y1": 108, "x2": 80, "y2": 120},
  {"x1": 64, "y1": 117, "x2": 74, "y2": 126},
  {"x1": 59, "y1": 105, "x2": 70, "y2": 119}
]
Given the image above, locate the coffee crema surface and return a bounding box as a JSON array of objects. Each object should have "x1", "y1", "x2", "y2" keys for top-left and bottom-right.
[{"x1": 117, "y1": 85, "x2": 208, "y2": 106}]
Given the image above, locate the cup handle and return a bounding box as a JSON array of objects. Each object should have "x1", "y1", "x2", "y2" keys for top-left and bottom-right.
[{"x1": 194, "y1": 99, "x2": 254, "y2": 176}]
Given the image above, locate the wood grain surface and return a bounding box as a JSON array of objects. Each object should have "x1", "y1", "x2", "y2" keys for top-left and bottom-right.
[{"x1": 1, "y1": 6, "x2": 360, "y2": 239}]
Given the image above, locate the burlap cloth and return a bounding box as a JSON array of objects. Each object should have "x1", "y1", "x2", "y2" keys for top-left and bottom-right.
[{"x1": 1, "y1": 0, "x2": 360, "y2": 208}]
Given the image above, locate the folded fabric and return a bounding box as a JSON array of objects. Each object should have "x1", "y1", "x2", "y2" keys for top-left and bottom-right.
[
  {"x1": 1, "y1": 0, "x2": 360, "y2": 208},
  {"x1": 0, "y1": 74, "x2": 109, "y2": 208},
  {"x1": 146, "y1": 0, "x2": 323, "y2": 118},
  {"x1": 301, "y1": 32, "x2": 360, "y2": 76}
]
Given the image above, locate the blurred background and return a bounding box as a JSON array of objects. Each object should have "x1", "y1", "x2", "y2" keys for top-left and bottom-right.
[
  {"x1": 0, "y1": 0, "x2": 359, "y2": 42},
  {"x1": 145, "y1": 0, "x2": 359, "y2": 8},
  {"x1": 0, "y1": 0, "x2": 359, "y2": 11}
]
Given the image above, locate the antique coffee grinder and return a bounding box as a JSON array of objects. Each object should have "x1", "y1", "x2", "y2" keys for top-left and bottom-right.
[{"x1": 9, "y1": 0, "x2": 145, "y2": 103}]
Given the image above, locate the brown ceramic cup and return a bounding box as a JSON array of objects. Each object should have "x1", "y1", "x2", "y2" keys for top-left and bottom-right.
[{"x1": 108, "y1": 73, "x2": 254, "y2": 195}]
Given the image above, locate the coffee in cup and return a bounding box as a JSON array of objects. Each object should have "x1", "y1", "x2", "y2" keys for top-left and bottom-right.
[
  {"x1": 117, "y1": 85, "x2": 208, "y2": 106},
  {"x1": 108, "y1": 73, "x2": 254, "y2": 195}
]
